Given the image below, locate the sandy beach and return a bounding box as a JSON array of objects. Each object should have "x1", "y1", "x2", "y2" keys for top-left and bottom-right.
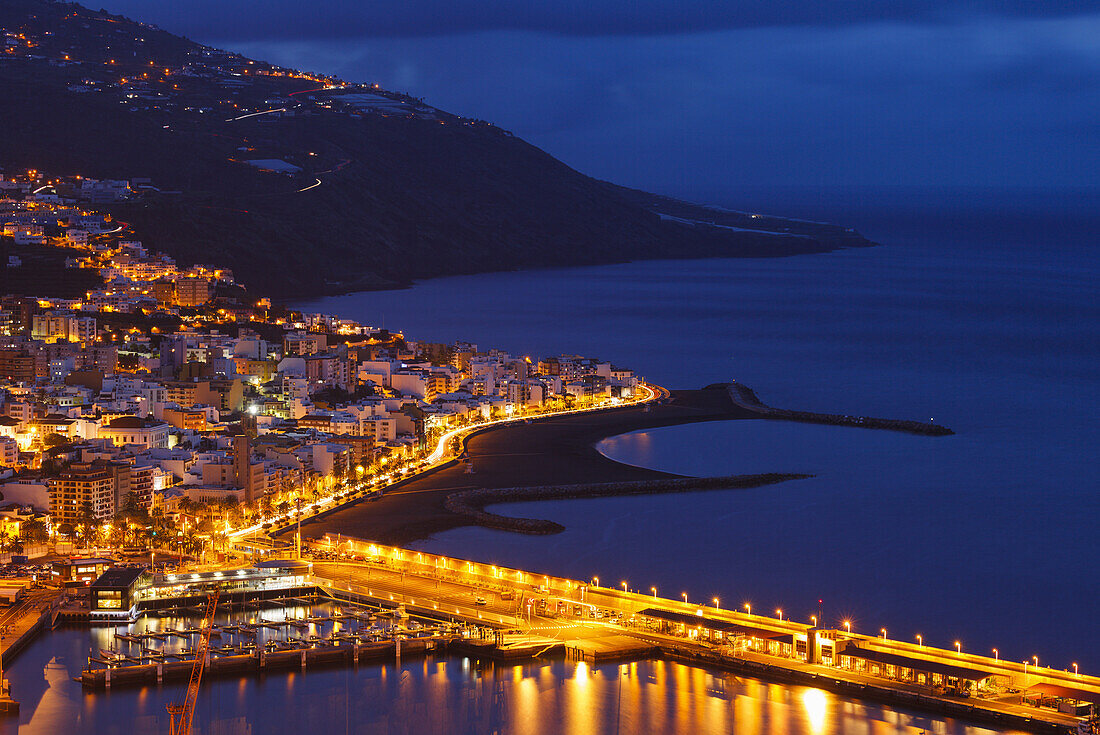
[{"x1": 299, "y1": 386, "x2": 755, "y2": 544}]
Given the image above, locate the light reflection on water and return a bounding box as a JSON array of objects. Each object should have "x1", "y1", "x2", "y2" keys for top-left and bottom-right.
[{"x1": 0, "y1": 607, "x2": 1021, "y2": 735}]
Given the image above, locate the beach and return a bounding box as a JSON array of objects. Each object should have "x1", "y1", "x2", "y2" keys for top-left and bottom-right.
[{"x1": 300, "y1": 386, "x2": 755, "y2": 544}]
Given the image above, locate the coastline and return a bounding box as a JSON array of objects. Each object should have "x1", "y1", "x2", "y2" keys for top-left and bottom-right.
[
  {"x1": 300, "y1": 381, "x2": 952, "y2": 545},
  {"x1": 300, "y1": 386, "x2": 752, "y2": 545},
  {"x1": 442, "y1": 473, "x2": 812, "y2": 534}
]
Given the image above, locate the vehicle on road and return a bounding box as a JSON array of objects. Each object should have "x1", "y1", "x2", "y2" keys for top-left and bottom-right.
[{"x1": 475, "y1": 597, "x2": 487, "y2": 606}]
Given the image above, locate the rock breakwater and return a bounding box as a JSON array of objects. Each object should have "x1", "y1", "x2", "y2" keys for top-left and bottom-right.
[
  {"x1": 723, "y1": 383, "x2": 954, "y2": 436},
  {"x1": 444, "y1": 473, "x2": 811, "y2": 534}
]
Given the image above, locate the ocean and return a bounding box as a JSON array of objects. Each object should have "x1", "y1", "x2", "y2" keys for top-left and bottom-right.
[
  {"x1": 6, "y1": 189, "x2": 1094, "y2": 734},
  {"x1": 2, "y1": 619, "x2": 1004, "y2": 735},
  {"x1": 294, "y1": 188, "x2": 1100, "y2": 672}
]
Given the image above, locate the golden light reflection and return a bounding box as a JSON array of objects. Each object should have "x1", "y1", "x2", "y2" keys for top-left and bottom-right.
[
  {"x1": 802, "y1": 688, "x2": 828, "y2": 735},
  {"x1": 575, "y1": 660, "x2": 589, "y2": 687}
]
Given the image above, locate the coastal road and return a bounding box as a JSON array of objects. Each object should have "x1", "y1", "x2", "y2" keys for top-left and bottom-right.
[
  {"x1": 298, "y1": 386, "x2": 754, "y2": 545},
  {"x1": 312, "y1": 557, "x2": 1084, "y2": 730},
  {"x1": 233, "y1": 387, "x2": 666, "y2": 544}
]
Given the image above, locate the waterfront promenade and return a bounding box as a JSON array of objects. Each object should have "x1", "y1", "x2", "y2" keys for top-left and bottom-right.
[
  {"x1": 50, "y1": 541, "x2": 1096, "y2": 733},
  {"x1": 308, "y1": 535, "x2": 1100, "y2": 733},
  {"x1": 0, "y1": 588, "x2": 65, "y2": 714},
  {"x1": 299, "y1": 385, "x2": 755, "y2": 544}
]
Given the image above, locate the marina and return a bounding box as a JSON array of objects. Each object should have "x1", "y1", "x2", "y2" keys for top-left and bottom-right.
[{"x1": 12, "y1": 543, "x2": 1077, "y2": 734}]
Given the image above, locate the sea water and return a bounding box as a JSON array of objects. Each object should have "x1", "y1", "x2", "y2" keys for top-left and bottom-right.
[
  {"x1": 0, "y1": 618, "x2": 1014, "y2": 735},
  {"x1": 295, "y1": 197, "x2": 1100, "y2": 673}
]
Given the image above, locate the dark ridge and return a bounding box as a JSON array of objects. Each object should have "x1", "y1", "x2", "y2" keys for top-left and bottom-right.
[{"x1": 0, "y1": 0, "x2": 876, "y2": 298}]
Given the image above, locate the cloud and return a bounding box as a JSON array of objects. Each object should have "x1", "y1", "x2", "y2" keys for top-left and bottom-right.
[
  {"x1": 102, "y1": 0, "x2": 1100, "y2": 40},
  {"x1": 94, "y1": 1, "x2": 1100, "y2": 192},
  {"x1": 225, "y1": 14, "x2": 1100, "y2": 190}
]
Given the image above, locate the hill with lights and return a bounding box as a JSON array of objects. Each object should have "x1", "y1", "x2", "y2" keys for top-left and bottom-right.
[{"x1": 0, "y1": 0, "x2": 874, "y2": 296}]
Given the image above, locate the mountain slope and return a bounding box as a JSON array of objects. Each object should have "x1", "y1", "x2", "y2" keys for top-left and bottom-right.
[{"x1": 0, "y1": 0, "x2": 874, "y2": 297}]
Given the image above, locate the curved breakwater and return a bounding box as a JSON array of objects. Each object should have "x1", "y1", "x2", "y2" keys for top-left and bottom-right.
[
  {"x1": 443, "y1": 473, "x2": 811, "y2": 534},
  {"x1": 724, "y1": 383, "x2": 954, "y2": 436}
]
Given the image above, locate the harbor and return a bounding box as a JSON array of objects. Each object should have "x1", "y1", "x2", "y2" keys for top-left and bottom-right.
[{"x1": 15, "y1": 540, "x2": 1080, "y2": 734}]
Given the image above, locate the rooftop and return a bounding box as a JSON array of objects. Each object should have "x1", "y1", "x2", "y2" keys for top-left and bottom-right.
[
  {"x1": 90, "y1": 566, "x2": 146, "y2": 589},
  {"x1": 106, "y1": 415, "x2": 166, "y2": 429}
]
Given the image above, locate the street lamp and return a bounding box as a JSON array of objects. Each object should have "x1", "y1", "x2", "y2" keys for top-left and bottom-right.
[
  {"x1": 651, "y1": 587, "x2": 657, "y2": 600},
  {"x1": 776, "y1": 609, "x2": 783, "y2": 621},
  {"x1": 1074, "y1": 663, "x2": 1079, "y2": 676},
  {"x1": 880, "y1": 628, "x2": 887, "y2": 639},
  {"x1": 810, "y1": 616, "x2": 817, "y2": 628},
  {"x1": 744, "y1": 603, "x2": 751, "y2": 616},
  {"x1": 621, "y1": 581, "x2": 628, "y2": 592},
  {"x1": 992, "y1": 648, "x2": 998, "y2": 661},
  {"x1": 955, "y1": 641, "x2": 961, "y2": 654},
  {"x1": 916, "y1": 635, "x2": 922, "y2": 648},
  {"x1": 843, "y1": 620, "x2": 851, "y2": 634},
  {"x1": 593, "y1": 576, "x2": 599, "y2": 588},
  {"x1": 713, "y1": 597, "x2": 720, "y2": 610},
  {"x1": 1033, "y1": 655, "x2": 1039, "y2": 668},
  {"x1": 681, "y1": 593, "x2": 688, "y2": 604}
]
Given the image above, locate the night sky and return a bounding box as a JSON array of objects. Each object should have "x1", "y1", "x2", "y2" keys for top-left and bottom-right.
[{"x1": 98, "y1": 1, "x2": 1100, "y2": 201}]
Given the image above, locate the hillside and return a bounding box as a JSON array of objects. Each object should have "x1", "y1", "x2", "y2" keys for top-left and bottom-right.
[{"x1": 0, "y1": 0, "x2": 875, "y2": 297}]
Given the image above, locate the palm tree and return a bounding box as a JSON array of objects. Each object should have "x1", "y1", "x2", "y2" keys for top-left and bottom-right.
[
  {"x1": 20, "y1": 518, "x2": 48, "y2": 544},
  {"x1": 77, "y1": 501, "x2": 100, "y2": 545}
]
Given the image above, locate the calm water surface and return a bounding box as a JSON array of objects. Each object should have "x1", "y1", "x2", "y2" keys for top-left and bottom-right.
[
  {"x1": 296, "y1": 235, "x2": 1100, "y2": 674},
  {"x1": 11, "y1": 214, "x2": 1097, "y2": 732},
  {"x1": 2, "y1": 609, "x2": 1016, "y2": 735}
]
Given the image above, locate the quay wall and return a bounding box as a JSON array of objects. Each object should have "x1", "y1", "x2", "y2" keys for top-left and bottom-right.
[
  {"x1": 443, "y1": 473, "x2": 811, "y2": 534},
  {"x1": 724, "y1": 383, "x2": 954, "y2": 436},
  {"x1": 1, "y1": 609, "x2": 51, "y2": 668}
]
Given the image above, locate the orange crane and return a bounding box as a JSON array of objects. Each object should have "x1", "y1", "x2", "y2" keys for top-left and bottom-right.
[{"x1": 167, "y1": 589, "x2": 219, "y2": 735}]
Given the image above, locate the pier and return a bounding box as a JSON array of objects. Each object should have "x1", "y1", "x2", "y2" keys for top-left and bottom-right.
[
  {"x1": 62, "y1": 539, "x2": 1099, "y2": 733},
  {"x1": 81, "y1": 592, "x2": 464, "y2": 690},
  {"x1": 306, "y1": 535, "x2": 1098, "y2": 734}
]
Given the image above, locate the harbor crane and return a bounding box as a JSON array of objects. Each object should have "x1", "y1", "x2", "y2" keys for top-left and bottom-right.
[{"x1": 167, "y1": 589, "x2": 220, "y2": 735}]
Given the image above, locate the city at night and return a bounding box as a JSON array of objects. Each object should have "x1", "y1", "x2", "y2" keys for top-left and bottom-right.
[{"x1": 0, "y1": 1, "x2": 1096, "y2": 733}]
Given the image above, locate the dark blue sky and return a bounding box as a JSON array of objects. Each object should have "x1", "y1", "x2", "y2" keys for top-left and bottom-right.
[{"x1": 101, "y1": 1, "x2": 1100, "y2": 201}]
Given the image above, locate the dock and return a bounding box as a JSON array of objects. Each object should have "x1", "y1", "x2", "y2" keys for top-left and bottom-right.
[
  {"x1": 81, "y1": 636, "x2": 446, "y2": 689},
  {"x1": 57, "y1": 542, "x2": 1100, "y2": 734}
]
